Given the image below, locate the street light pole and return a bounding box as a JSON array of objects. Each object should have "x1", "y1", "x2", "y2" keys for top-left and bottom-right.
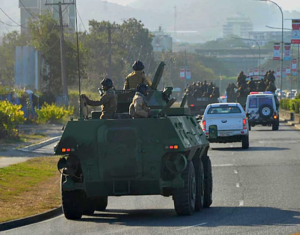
[{"x1": 260, "y1": 0, "x2": 284, "y2": 91}]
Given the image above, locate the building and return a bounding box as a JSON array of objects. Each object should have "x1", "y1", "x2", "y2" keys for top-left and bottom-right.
[
  {"x1": 19, "y1": 0, "x2": 75, "y2": 34},
  {"x1": 248, "y1": 31, "x2": 293, "y2": 46},
  {"x1": 223, "y1": 16, "x2": 253, "y2": 38},
  {"x1": 152, "y1": 27, "x2": 173, "y2": 52}
]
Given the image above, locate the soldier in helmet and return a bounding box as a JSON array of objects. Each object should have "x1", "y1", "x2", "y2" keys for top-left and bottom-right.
[
  {"x1": 124, "y1": 60, "x2": 152, "y2": 90},
  {"x1": 129, "y1": 83, "x2": 151, "y2": 118},
  {"x1": 82, "y1": 78, "x2": 117, "y2": 119}
]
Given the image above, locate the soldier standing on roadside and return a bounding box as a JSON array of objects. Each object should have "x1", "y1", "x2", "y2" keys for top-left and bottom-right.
[
  {"x1": 124, "y1": 61, "x2": 152, "y2": 90},
  {"x1": 82, "y1": 78, "x2": 117, "y2": 119}
]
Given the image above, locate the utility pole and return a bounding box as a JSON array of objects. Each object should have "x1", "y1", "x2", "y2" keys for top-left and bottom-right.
[
  {"x1": 45, "y1": 1, "x2": 75, "y2": 106},
  {"x1": 184, "y1": 50, "x2": 187, "y2": 89}
]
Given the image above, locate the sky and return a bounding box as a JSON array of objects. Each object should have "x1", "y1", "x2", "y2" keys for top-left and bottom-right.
[{"x1": 104, "y1": 0, "x2": 300, "y2": 11}]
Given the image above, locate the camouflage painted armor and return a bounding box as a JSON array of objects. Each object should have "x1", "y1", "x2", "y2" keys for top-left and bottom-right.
[
  {"x1": 124, "y1": 71, "x2": 152, "y2": 90},
  {"x1": 129, "y1": 92, "x2": 149, "y2": 118},
  {"x1": 84, "y1": 88, "x2": 117, "y2": 119}
]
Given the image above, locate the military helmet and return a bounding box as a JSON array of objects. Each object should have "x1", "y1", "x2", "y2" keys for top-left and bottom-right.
[
  {"x1": 137, "y1": 83, "x2": 148, "y2": 95},
  {"x1": 132, "y1": 60, "x2": 145, "y2": 71},
  {"x1": 101, "y1": 78, "x2": 113, "y2": 90}
]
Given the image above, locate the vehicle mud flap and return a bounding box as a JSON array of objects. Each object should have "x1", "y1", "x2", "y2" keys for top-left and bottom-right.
[{"x1": 113, "y1": 181, "x2": 131, "y2": 195}]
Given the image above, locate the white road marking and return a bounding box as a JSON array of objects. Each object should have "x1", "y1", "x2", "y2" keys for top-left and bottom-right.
[
  {"x1": 234, "y1": 169, "x2": 239, "y2": 174},
  {"x1": 236, "y1": 183, "x2": 240, "y2": 188},
  {"x1": 175, "y1": 222, "x2": 208, "y2": 231},
  {"x1": 212, "y1": 164, "x2": 234, "y2": 167},
  {"x1": 239, "y1": 200, "x2": 244, "y2": 206}
]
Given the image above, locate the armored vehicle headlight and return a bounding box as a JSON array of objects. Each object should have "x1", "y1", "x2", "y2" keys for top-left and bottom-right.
[{"x1": 166, "y1": 153, "x2": 187, "y2": 174}]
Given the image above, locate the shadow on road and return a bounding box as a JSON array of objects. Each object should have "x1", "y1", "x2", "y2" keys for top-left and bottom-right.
[
  {"x1": 77, "y1": 207, "x2": 300, "y2": 228},
  {"x1": 211, "y1": 147, "x2": 289, "y2": 151}
]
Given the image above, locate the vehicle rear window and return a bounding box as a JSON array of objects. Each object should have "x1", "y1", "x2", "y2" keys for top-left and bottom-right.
[
  {"x1": 207, "y1": 106, "x2": 242, "y2": 114},
  {"x1": 258, "y1": 97, "x2": 273, "y2": 106}
]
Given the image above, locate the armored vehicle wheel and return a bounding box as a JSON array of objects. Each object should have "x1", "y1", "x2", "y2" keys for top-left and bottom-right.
[
  {"x1": 195, "y1": 161, "x2": 204, "y2": 211},
  {"x1": 242, "y1": 135, "x2": 249, "y2": 149},
  {"x1": 94, "y1": 196, "x2": 108, "y2": 211},
  {"x1": 61, "y1": 176, "x2": 84, "y2": 220},
  {"x1": 173, "y1": 161, "x2": 196, "y2": 216},
  {"x1": 83, "y1": 197, "x2": 95, "y2": 215},
  {"x1": 202, "y1": 156, "x2": 213, "y2": 208}
]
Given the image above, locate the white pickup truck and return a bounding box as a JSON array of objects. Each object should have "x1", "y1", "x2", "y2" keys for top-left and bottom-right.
[{"x1": 200, "y1": 103, "x2": 249, "y2": 149}]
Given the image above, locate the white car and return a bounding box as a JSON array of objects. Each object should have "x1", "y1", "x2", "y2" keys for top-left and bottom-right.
[{"x1": 200, "y1": 103, "x2": 249, "y2": 149}]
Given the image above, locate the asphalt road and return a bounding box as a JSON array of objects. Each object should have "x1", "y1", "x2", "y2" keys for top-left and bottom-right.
[{"x1": 3, "y1": 122, "x2": 300, "y2": 235}]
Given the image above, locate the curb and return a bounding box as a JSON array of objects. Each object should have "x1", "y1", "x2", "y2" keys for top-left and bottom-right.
[
  {"x1": 280, "y1": 118, "x2": 300, "y2": 130},
  {"x1": 17, "y1": 136, "x2": 61, "y2": 153},
  {"x1": 0, "y1": 207, "x2": 62, "y2": 232}
]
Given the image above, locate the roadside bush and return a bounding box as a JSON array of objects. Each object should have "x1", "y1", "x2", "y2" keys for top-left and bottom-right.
[
  {"x1": 35, "y1": 103, "x2": 74, "y2": 123},
  {"x1": 279, "y1": 99, "x2": 291, "y2": 110},
  {"x1": 0, "y1": 101, "x2": 26, "y2": 139},
  {"x1": 280, "y1": 98, "x2": 300, "y2": 114}
]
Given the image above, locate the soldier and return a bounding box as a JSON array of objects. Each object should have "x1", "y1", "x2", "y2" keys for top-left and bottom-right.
[
  {"x1": 124, "y1": 60, "x2": 152, "y2": 90},
  {"x1": 248, "y1": 77, "x2": 256, "y2": 92},
  {"x1": 82, "y1": 78, "x2": 117, "y2": 119},
  {"x1": 257, "y1": 78, "x2": 267, "y2": 92},
  {"x1": 207, "y1": 82, "x2": 214, "y2": 96},
  {"x1": 237, "y1": 71, "x2": 246, "y2": 86},
  {"x1": 129, "y1": 83, "x2": 151, "y2": 118},
  {"x1": 266, "y1": 81, "x2": 277, "y2": 93},
  {"x1": 267, "y1": 71, "x2": 276, "y2": 83}
]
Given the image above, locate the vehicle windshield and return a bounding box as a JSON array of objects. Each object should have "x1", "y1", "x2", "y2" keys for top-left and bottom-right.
[
  {"x1": 248, "y1": 96, "x2": 273, "y2": 109},
  {"x1": 207, "y1": 106, "x2": 241, "y2": 114}
]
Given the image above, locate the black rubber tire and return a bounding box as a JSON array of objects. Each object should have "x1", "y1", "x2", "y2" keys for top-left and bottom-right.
[
  {"x1": 242, "y1": 135, "x2": 249, "y2": 149},
  {"x1": 94, "y1": 197, "x2": 108, "y2": 211},
  {"x1": 258, "y1": 104, "x2": 273, "y2": 119},
  {"x1": 61, "y1": 175, "x2": 84, "y2": 220},
  {"x1": 83, "y1": 197, "x2": 95, "y2": 215},
  {"x1": 173, "y1": 161, "x2": 196, "y2": 216},
  {"x1": 195, "y1": 161, "x2": 204, "y2": 211},
  {"x1": 202, "y1": 156, "x2": 213, "y2": 208},
  {"x1": 248, "y1": 124, "x2": 251, "y2": 131}
]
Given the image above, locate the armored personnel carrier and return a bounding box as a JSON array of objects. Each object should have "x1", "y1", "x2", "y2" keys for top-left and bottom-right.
[{"x1": 55, "y1": 62, "x2": 213, "y2": 220}]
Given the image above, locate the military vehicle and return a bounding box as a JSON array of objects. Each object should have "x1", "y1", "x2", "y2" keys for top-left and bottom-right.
[
  {"x1": 187, "y1": 96, "x2": 219, "y2": 115},
  {"x1": 55, "y1": 62, "x2": 213, "y2": 220}
]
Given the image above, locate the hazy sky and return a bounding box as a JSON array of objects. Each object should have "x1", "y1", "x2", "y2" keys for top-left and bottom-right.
[{"x1": 105, "y1": 0, "x2": 300, "y2": 11}]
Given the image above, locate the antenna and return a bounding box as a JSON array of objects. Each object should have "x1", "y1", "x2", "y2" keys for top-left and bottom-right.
[
  {"x1": 74, "y1": 0, "x2": 82, "y2": 119},
  {"x1": 174, "y1": 6, "x2": 177, "y2": 40}
]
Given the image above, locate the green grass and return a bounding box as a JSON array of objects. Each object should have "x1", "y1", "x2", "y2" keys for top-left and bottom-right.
[{"x1": 0, "y1": 157, "x2": 61, "y2": 222}]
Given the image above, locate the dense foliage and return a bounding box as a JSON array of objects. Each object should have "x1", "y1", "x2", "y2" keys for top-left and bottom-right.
[
  {"x1": 0, "y1": 101, "x2": 26, "y2": 139},
  {"x1": 280, "y1": 98, "x2": 300, "y2": 113},
  {"x1": 35, "y1": 103, "x2": 74, "y2": 123}
]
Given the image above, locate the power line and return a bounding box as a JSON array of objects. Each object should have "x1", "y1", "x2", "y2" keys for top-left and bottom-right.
[
  {"x1": 75, "y1": 6, "x2": 87, "y2": 32},
  {"x1": 0, "y1": 19, "x2": 20, "y2": 27},
  {"x1": 0, "y1": 7, "x2": 27, "y2": 28}
]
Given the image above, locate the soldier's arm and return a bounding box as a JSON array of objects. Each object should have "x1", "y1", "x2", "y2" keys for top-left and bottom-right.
[
  {"x1": 123, "y1": 78, "x2": 129, "y2": 90},
  {"x1": 144, "y1": 77, "x2": 152, "y2": 87},
  {"x1": 134, "y1": 98, "x2": 149, "y2": 118},
  {"x1": 84, "y1": 94, "x2": 109, "y2": 106}
]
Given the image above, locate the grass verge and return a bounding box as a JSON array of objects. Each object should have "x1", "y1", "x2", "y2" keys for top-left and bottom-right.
[{"x1": 0, "y1": 157, "x2": 61, "y2": 223}]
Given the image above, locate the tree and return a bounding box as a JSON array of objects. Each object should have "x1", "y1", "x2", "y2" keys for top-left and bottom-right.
[{"x1": 28, "y1": 12, "x2": 86, "y2": 95}]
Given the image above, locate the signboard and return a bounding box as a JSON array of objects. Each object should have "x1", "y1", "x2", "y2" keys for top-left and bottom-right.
[
  {"x1": 284, "y1": 43, "x2": 292, "y2": 61},
  {"x1": 186, "y1": 68, "x2": 191, "y2": 79},
  {"x1": 273, "y1": 43, "x2": 281, "y2": 60},
  {"x1": 282, "y1": 68, "x2": 286, "y2": 78},
  {"x1": 249, "y1": 69, "x2": 253, "y2": 76},
  {"x1": 261, "y1": 68, "x2": 265, "y2": 75},
  {"x1": 254, "y1": 67, "x2": 259, "y2": 76},
  {"x1": 292, "y1": 19, "x2": 300, "y2": 44},
  {"x1": 180, "y1": 67, "x2": 185, "y2": 79},
  {"x1": 276, "y1": 68, "x2": 280, "y2": 78},
  {"x1": 286, "y1": 66, "x2": 291, "y2": 75},
  {"x1": 292, "y1": 59, "x2": 298, "y2": 75}
]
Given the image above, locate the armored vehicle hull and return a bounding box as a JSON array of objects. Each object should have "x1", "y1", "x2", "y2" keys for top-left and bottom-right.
[
  {"x1": 187, "y1": 96, "x2": 218, "y2": 115},
  {"x1": 55, "y1": 62, "x2": 212, "y2": 220}
]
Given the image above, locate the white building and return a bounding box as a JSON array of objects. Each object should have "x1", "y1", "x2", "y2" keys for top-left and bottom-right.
[
  {"x1": 152, "y1": 27, "x2": 173, "y2": 52},
  {"x1": 223, "y1": 16, "x2": 253, "y2": 38}
]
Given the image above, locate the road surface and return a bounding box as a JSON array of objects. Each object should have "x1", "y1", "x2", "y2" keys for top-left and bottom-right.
[{"x1": 2, "y1": 122, "x2": 300, "y2": 235}]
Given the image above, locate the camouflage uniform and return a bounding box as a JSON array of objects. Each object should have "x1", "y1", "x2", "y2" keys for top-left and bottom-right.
[
  {"x1": 84, "y1": 88, "x2": 117, "y2": 119},
  {"x1": 266, "y1": 82, "x2": 277, "y2": 93},
  {"x1": 129, "y1": 92, "x2": 149, "y2": 118},
  {"x1": 124, "y1": 71, "x2": 152, "y2": 90}
]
